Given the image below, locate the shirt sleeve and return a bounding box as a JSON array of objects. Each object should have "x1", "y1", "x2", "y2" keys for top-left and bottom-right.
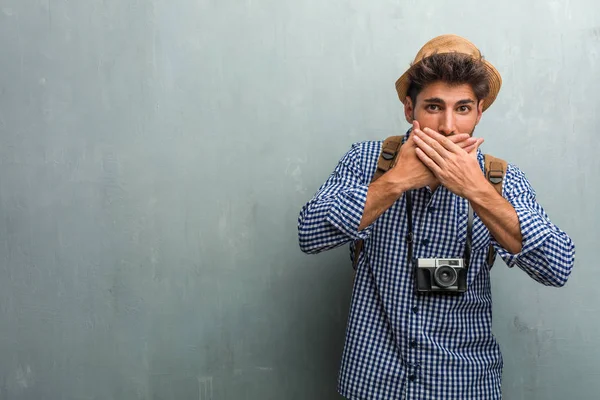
[
  {"x1": 491, "y1": 164, "x2": 575, "y2": 287},
  {"x1": 297, "y1": 142, "x2": 374, "y2": 254}
]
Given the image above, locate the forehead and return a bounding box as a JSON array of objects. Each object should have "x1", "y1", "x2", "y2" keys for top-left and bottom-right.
[{"x1": 416, "y1": 81, "x2": 477, "y2": 103}]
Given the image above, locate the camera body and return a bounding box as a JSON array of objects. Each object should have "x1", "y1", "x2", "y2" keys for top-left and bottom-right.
[{"x1": 415, "y1": 258, "x2": 467, "y2": 293}]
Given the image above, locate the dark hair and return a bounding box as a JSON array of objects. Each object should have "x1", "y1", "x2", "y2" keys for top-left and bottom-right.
[{"x1": 407, "y1": 52, "x2": 490, "y2": 104}]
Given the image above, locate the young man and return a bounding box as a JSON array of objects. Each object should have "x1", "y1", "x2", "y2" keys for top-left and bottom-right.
[{"x1": 297, "y1": 35, "x2": 575, "y2": 399}]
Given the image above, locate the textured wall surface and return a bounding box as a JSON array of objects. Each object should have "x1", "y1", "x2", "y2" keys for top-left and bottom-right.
[{"x1": 0, "y1": 0, "x2": 597, "y2": 399}]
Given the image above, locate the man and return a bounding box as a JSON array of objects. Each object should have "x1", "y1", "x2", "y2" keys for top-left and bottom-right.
[{"x1": 297, "y1": 34, "x2": 575, "y2": 399}]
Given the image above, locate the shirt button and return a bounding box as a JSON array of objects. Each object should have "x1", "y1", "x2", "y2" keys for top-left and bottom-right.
[
  {"x1": 410, "y1": 340, "x2": 418, "y2": 348},
  {"x1": 408, "y1": 375, "x2": 416, "y2": 382},
  {"x1": 428, "y1": 206, "x2": 435, "y2": 213},
  {"x1": 412, "y1": 306, "x2": 418, "y2": 314},
  {"x1": 421, "y1": 239, "x2": 429, "y2": 246}
]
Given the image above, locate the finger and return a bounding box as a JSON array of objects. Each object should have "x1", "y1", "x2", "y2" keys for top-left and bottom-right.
[
  {"x1": 456, "y1": 137, "x2": 478, "y2": 149},
  {"x1": 413, "y1": 128, "x2": 450, "y2": 162},
  {"x1": 467, "y1": 138, "x2": 483, "y2": 151},
  {"x1": 469, "y1": 138, "x2": 484, "y2": 157},
  {"x1": 422, "y1": 127, "x2": 462, "y2": 153},
  {"x1": 415, "y1": 147, "x2": 442, "y2": 176},
  {"x1": 464, "y1": 143, "x2": 478, "y2": 153},
  {"x1": 412, "y1": 125, "x2": 470, "y2": 145},
  {"x1": 413, "y1": 130, "x2": 446, "y2": 167},
  {"x1": 448, "y1": 133, "x2": 472, "y2": 144},
  {"x1": 413, "y1": 120, "x2": 420, "y2": 132}
]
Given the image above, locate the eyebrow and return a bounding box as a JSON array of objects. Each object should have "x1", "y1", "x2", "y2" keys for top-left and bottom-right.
[
  {"x1": 423, "y1": 97, "x2": 445, "y2": 104},
  {"x1": 423, "y1": 98, "x2": 476, "y2": 106}
]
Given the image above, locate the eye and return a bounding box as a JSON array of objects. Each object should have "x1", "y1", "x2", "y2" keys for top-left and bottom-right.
[
  {"x1": 457, "y1": 105, "x2": 471, "y2": 113},
  {"x1": 426, "y1": 104, "x2": 441, "y2": 112}
]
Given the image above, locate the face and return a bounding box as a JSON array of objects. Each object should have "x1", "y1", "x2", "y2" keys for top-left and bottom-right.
[{"x1": 404, "y1": 81, "x2": 484, "y2": 136}]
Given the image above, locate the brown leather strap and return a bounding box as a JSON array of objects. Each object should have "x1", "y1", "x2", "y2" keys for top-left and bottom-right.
[
  {"x1": 484, "y1": 154, "x2": 508, "y2": 267},
  {"x1": 353, "y1": 136, "x2": 404, "y2": 270},
  {"x1": 373, "y1": 136, "x2": 404, "y2": 182}
]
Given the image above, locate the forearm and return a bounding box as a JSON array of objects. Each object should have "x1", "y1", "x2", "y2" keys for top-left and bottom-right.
[
  {"x1": 480, "y1": 164, "x2": 575, "y2": 287},
  {"x1": 468, "y1": 182, "x2": 523, "y2": 254},
  {"x1": 358, "y1": 175, "x2": 407, "y2": 231}
]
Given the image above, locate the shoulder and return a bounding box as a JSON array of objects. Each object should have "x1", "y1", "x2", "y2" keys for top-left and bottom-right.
[
  {"x1": 478, "y1": 152, "x2": 526, "y2": 180},
  {"x1": 478, "y1": 152, "x2": 536, "y2": 195},
  {"x1": 338, "y1": 140, "x2": 384, "y2": 182},
  {"x1": 481, "y1": 152, "x2": 536, "y2": 197},
  {"x1": 504, "y1": 161, "x2": 536, "y2": 196},
  {"x1": 340, "y1": 140, "x2": 383, "y2": 166},
  {"x1": 347, "y1": 140, "x2": 383, "y2": 156}
]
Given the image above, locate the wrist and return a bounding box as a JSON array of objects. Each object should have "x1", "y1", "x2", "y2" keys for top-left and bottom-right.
[
  {"x1": 465, "y1": 176, "x2": 496, "y2": 206},
  {"x1": 377, "y1": 172, "x2": 411, "y2": 198}
]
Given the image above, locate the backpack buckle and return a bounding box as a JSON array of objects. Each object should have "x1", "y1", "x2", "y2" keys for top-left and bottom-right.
[
  {"x1": 382, "y1": 151, "x2": 396, "y2": 161},
  {"x1": 488, "y1": 169, "x2": 503, "y2": 184}
]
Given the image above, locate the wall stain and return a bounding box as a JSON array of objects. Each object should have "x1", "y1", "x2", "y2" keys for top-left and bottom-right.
[{"x1": 198, "y1": 376, "x2": 213, "y2": 400}]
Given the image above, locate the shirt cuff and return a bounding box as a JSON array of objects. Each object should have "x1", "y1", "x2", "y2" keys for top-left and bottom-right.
[
  {"x1": 326, "y1": 185, "x2": 372, "y2": 241},
  {"x1": 493, "y1": 206, "x2": 552, "y2": 267}
]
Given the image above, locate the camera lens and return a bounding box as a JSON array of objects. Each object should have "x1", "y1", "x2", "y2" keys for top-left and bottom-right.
[{"x1": 434, "y1": 265, "x2": 458, "y2": 288}]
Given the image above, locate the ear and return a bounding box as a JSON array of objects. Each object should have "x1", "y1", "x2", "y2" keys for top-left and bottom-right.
[
  {"x1": 404, "y1": 96, "x2": 414, "y2": 124},
  {"x1": 475, "y1": 99, "x2": 484, "y2": 125}
]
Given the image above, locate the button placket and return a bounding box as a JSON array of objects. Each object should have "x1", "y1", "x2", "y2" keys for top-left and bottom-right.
[
  {"x1": 406, "y1": 189, "x2": 426, "y2": 380},
  {"x1": 418, "y1": 186, "x2": 444, "y2": 257}
]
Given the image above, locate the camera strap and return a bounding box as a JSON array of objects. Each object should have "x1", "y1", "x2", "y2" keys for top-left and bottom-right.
[
  {"x1": 406, "y1": 191, "x2": 414, "y2": 265},
  {"x1": 464, "y1": 203, "x2": 474, "y2": 271},
  {"x1": 405, "y1": 191, "x2": 474, "y2": 271}
]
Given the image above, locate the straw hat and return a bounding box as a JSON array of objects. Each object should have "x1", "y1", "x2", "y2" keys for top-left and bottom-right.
[{"x1": 395, "y1": 34, "x2": 502, "y2": 112}]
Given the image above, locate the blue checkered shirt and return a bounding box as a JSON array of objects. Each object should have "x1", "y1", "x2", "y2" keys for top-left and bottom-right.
[{"x1": 297, "y1": 135, "x2": 575, "y2": 400}]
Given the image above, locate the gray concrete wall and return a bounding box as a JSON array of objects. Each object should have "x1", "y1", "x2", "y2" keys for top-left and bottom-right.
[{"x1": 0, "y1": 0, "x2": 597, "y2": 398}]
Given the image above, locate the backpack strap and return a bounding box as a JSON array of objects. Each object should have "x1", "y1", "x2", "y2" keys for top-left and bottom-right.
[
  {"x1": 484, "y1": 154, "x2": 508, "y2": 267},
  {"x1": 353, "y1": 136, "x2": 404, "y2": 270},
  {"x1": 373, "y1": 136, "x2": 404, "y2": 182}
]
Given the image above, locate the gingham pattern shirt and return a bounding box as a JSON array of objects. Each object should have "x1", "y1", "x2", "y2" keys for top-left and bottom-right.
[{"x1": 297, "y1": 135, "x2": 575, "y2": 400}]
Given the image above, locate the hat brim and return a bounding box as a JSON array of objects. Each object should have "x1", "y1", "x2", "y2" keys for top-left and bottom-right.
[{"x1": 395, "y1": 59, "x2": 502, "y2": 112}]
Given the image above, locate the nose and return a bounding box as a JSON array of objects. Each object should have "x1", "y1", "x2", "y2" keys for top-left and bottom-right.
[{"x1": 438, "y1": 110, "x2": 456, "y2": 136}]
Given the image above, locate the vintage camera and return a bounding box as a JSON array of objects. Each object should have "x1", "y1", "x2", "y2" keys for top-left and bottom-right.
[{"x1": 415, "y1": 258, "x2": 467, "y2": 293}]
